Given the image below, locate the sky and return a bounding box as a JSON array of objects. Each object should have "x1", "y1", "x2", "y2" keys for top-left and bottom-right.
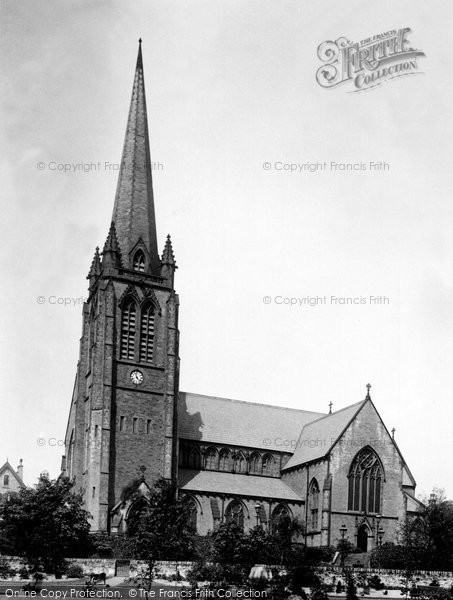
[{"x1": 1, "y1": 0, "x2": 453, "y2": 499}]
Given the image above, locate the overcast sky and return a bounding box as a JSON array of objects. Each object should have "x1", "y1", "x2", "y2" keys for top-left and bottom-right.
[{"x1": 1, "y1": 0, "x2": 453, "y2": 499}]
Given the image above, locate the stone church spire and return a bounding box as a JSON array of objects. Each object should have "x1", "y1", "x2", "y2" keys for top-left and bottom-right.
[{"x1": 111, "y1": 39, "x2": 160, "y2": 273}]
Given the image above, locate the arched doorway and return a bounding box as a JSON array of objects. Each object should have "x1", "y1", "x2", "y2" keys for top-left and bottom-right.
[{"x1": 357, "y1": 524, "x2": 369, "y2": 552}]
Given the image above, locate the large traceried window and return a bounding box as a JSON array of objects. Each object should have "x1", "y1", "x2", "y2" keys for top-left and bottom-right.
[
  {"x1": 308, "y1": 478, "x2": 320, "y2": 531},
  {"x1": 139, "y1": 303, "x2": 155, "y2": 362},
  {"x1": 348, "y1": 446, "x2": 384, "y2": 514},
  {"x1": 120, "y1": 299, "x2": 137, "y2": 359}
]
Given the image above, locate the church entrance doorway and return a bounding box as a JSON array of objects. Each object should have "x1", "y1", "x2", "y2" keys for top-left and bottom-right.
[{"x1": 357, "y1": 524, "x2": 369, "y2": 552}]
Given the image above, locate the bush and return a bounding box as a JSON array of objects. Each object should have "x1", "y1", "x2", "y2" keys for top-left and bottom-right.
[
  {"x1": 65, "y1": 564, "x2": 84, "y2": 579},
  {"x1": 290, "y1": 567, "x2": 320, "y2": 593},
  {"x1": 0, "y1": 558, "x2": 14, "y2": 579},
  {"x1": 368, "y1": 575, "x2": 385, "y2": 590},
  {"x1": 19, "y1": 566, "x2": 29, "y2": 580},
  {"x1": 311, "y1": 582, "x2": 330, "y2": 600}
]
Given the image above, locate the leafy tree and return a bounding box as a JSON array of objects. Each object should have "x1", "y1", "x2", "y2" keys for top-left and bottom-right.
[
  {"x1": 419, "y1": 489, "x2": 453, "y2": 570},
  {"x1": 125, "y1": 478, "x2": 196, "y2": 588},
  {"x1": 371, "y1": 489, "x2": 453, "y2": 572},
  {"x1": 0, "y1": 475, "x2": 90, "y2": 575},
  {"x1": 272, "y1": 514, "x2": 305, "y2": 564}
]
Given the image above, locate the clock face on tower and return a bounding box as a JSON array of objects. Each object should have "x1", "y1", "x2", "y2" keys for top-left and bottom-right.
[{"x1": 130, "y1": 370, "x2": 144, "y2": 385}]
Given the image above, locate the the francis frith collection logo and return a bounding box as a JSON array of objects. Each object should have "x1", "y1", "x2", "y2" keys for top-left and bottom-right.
[{"x1": 316, "y1": 27, "x2": 425, "y2": 92}]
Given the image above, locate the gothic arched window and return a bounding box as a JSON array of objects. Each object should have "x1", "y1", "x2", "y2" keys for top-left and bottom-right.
[
  {"x1": 262, "y1": 454, "x2": 275, "y2": 476},
  {"x1": 249, "y1": 452, "x2": 261, "y2": 475},
  {"x1": 133, "y1": 250, "x2": 146, "y2": 272},
  {"x1": 271, "y1": 503, "x2": 290, "y2": 534},
  {"x1": 205, "y1": 447, "x2": 218, "y2": 470},
  {"x1": 219, "y1": 449, "x2": 231, "y2": 471},
  {"x1": 348, "y1": 446, "x2": 384, "y2": 514},
  {"x1": 308, "y1": 478, "x2": 320, "y2": 531},
  {"x1": 184, "y1": 497, "x2": 198, "y2": 531},
  {"x1": 139, "y1": 303, "x2": 155, "y2": 362},
  {"x1": 235, "y1": 452, "x2": 247, "y2": 474},
  {"x1": 187, "y1": 446, "x2": 201, "y2": 470},
  {"x1": 120, "y1": 299, "x2": 137, "y2": 359},
  {"x1": 225, "y1": 500, "x2": 245, "y2": 529},
  {"x1": 3, "y1": 475, "x2": 9, "y2": 486}
]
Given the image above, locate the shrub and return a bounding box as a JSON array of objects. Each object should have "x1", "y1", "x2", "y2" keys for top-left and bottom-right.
[
  {"x1": 368, "y1": 575, "x2": 385, "y2": 590},
  {"x1": 0, "y1": 558, "x2": 14, "y2": 579},
  {"x1": 311, "y1": 582, "x2": 330, "y2": 600},
  {"x1": 19, "y1": 566, "x2": 29, "y2": 580},
  {"x1": 290, "y1": 567, "x2": 320, "y2": 593},
  {"x1": 65, "y1": 564, "x2": 84, "y2": 579}
]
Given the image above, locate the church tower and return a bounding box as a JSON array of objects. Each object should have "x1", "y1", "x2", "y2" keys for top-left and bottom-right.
[{"x1": 64, "y1": 41, "x2": 180, "y2": 532}]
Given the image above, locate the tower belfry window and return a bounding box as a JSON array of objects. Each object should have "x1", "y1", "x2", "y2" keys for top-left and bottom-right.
[
  {"x1": 133, "y1": 250, "x2": 146, "y2": 272},
  {"x1": 140, "y1": 303, "x2": 155, "y2": 362},
  {"x1": 120, "y1": 299, "x2": 137, "y2": 359}
]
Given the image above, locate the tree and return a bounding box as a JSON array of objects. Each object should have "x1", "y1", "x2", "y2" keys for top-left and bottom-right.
[
  {"x1": 0, "y1": 475, "x2": 91, "y2": 575},
  {"x1": 125, "y1": 478, "x2": 196, "y2": 588},
  {"x1": 419, "y1": 489, "x2": 453, "y2": 570},
  {"x1": 370, "y1": 489, "x2": 453, "y2": 572},
  {"x1": 272, "y1": 514, "x2": 305, "y2": 565}
]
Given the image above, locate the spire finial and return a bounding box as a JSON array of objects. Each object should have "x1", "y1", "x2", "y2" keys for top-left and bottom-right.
[
  {"x1": 139, "y1": 38, "x2": 142, "y2": 44},
  {"x1": 391, "y1": 427, "x2": 396, "y2": 439},
  {"x1": 328, "y1": 401, "x2": 333, "y2": 414},
  {"x1": 366, "y1": 383, "x2": 371, "y2": 399}
]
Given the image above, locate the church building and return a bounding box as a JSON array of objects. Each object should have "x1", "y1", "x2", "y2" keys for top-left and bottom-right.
[{"x1": 63, "y1": 41, "x2": 422, "y2": 552}]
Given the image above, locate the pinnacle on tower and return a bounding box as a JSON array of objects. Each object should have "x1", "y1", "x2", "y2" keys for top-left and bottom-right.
[
  {"x1": 160, "y1": 234, "x2": 177, "y2": 286},
  {"x1": 87, "y1": 246, "x2": 102, "y2": 277},
  {"x1": 161, "y1": 234, "x2": 176, "y2": 266},
  {"x1": 111, "y1": 39, "x2": 160, "y2": 273},
  {"x1": 87, "y1": 246, "x2": 102, "y2": 289},
  {"x1": 102, "y1": 222, "x2": 122, "y2": 268}
]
